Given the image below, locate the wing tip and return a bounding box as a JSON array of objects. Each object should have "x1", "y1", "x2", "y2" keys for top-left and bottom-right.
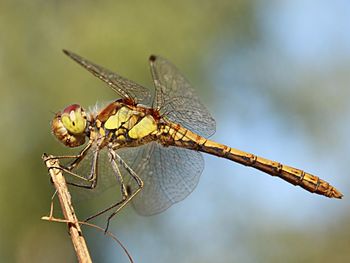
[
  {"x1": 62, "y1": 49, "x2": 70, "y2": 56},
  {"x1": 149, "y1": 54, "x2": 157, "y2": 62},
  {"x1": 62, "y1": 49, "x2": 78, "y2": 61}
]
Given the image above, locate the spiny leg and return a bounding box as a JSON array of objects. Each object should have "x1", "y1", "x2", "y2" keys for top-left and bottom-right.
[
  {"x1": 48, "y1": 145, "x2": 100, "y2": 190},
  {"x1": 46, "y1": 142, "x2": 92, "y2": 171},
  {"x1": 105, "y1": 149, "x2": 144, "y2": 232},
  {"x1": 66, "y1": 148, "x2": 100, "y2": 189},
  {"x1": 84, "y1": 147, "x2": 144, "y2": 232},
  {"x1": 84, "y1": 148, "x2": 129, "y2": 222}
]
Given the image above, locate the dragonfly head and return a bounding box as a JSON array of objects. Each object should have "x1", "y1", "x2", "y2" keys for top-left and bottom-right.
[{"x1": 51, "y1": 104, "x2": 87, "y2": 147}]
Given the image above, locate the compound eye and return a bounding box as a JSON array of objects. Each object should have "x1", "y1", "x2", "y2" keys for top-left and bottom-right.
[{"x1": 61, "y1": 104, "x2": 87, "y2": 135}]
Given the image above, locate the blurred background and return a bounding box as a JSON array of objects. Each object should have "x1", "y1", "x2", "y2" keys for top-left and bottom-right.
[{"x1": 1, "y1": 0, "x2": 349, "y2": 262}]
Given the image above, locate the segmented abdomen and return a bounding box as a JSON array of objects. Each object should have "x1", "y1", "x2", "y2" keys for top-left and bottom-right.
[{"x1": 161, "y1": 123, "x2": 343, "y2": 199}]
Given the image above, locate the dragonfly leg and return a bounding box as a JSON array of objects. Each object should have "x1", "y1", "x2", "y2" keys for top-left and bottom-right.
[
  {"x1": 84, "y1": 151, "x2": 129, "y2": 222},
  {"x1": 48, "y1": 142, "x2": 92, "y2": 171},
  {"x1": 47, "y1": 144, "x2": 100, "y2": 189},
  {"x1": 84, "y1": 147, "x2": 144, "y2": 233},
  {"x1": 104, "y1": 150, "x2": 144, "y2": 232},
  {"x1": 109, "y1": 149, "x2": 129, "y2": 200},
  {"x1": 66, "y1": 148, "x2": 100, "y2": 189}
]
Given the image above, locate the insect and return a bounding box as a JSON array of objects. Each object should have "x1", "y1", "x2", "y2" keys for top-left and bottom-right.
[{"x1": 51, "y1": 50, "x2": 342, "y2": 230}]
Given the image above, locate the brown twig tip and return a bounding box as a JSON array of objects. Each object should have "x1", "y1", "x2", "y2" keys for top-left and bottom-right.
[{"x1": 42, "y1": 154, "x2": 92, "y2": 263}]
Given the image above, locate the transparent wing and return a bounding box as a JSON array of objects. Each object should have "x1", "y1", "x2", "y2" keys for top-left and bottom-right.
[
  {"x1": 149, "y1": 55, "x2": 216, "y2": 137},
  {"x1": 117, "y1": 142, "x2": 204, "y2": 216},
  {"x1": 63, "y1": 50, "x2": 152, "y2": 105}
]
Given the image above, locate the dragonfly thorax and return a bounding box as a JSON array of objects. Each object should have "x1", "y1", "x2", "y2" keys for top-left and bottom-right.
[
  {"x1": 51, "y1": 104, "x2": 88, "y2": 147},
  {"x1": 96, "y1": 102, "x2": 159, "y2": 143}
]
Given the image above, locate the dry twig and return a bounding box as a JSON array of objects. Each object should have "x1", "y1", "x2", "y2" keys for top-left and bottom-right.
[
  {"x1": 41, "y1": 216, "x2": 135, "y2": 263},
  {"x1": 42, "y1": 153, "x2": 92, "y2": 263}
]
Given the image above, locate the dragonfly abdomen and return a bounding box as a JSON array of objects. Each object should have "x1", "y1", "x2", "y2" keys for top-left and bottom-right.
[
  {"x1": 206, "y1": 141, "x2": 342, "y2": 199},
  {"x1": 164, "y1": 124, "x2": 343, "y2": 199}
]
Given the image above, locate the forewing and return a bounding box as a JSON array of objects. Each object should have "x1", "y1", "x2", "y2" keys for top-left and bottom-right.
[
  {"x1": 149, "y1": 55, "x2": 216, "y2": 137},
  {"x1": 117, "y1": 142, "x2": 204, "y2": 216},
  {"x1": 63, "y1": 50, "x2": 152, "y2": 105}
]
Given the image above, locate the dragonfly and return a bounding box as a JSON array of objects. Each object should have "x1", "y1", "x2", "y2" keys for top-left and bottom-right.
[{"x1": 51, "y1": 50, "x2": 343, "y2": 230}]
